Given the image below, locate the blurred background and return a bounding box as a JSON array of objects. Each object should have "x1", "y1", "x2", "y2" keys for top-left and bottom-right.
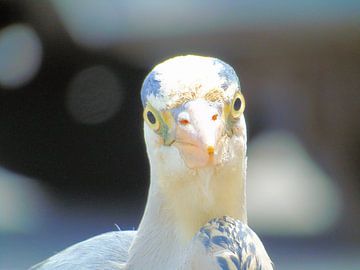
[{"x1": 0, "y1": 1, "x2": 359, "y2": 269}]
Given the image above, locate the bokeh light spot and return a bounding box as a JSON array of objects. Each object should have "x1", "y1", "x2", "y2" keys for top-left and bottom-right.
[
  {"x1": 66, "y1": 66, "x2": 123, "y2": 124},
  {"x1": 0, "y1": 168, "x2": 49, "y2": 233},
  {"x1": 247, "y1": 131, "x2": 343, "y2": 236},
  {"x1": 0, "y1": 24, "x2": 42, "y2": 89}
]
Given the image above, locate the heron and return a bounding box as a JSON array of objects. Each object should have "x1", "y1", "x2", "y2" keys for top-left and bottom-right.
[{"x1": 30, "y1": 55, "x2": 273, "y2": 270}]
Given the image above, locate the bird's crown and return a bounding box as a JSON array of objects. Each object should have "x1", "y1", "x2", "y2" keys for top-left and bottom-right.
[{"x1": 141, "y1": 55, "x2": 241, "y2": 111}]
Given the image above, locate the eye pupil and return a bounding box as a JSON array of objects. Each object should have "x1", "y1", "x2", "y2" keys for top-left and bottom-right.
[
  {"x1": 147, "y1": 111, "x2": 156, "y2": 124},
  {"x1": 234, "y1": 97, "x2": 241, "y2": 111}
]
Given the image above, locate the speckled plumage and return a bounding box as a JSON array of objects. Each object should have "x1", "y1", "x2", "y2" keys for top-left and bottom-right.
[{"x1": 197, "y1": 216, "x2": 272, "y2": 270}]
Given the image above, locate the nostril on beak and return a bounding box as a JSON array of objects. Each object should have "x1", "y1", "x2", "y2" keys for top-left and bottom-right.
[
  {"x1": 179, "y1": 119, "x2": 190, "y2": 125},
  {"x1": 207, "y1": 146, "x2": 215, "y2": 156}
]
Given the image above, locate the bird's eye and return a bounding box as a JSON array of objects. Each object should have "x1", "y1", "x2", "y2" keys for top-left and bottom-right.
[
  {"x1": 147, "y1": 111, "x2": 156, "y2": 124},
  {"x1": 230, "y1": 92, "x2": 245, "y2": 118},
  {"x1": 144, "y1": 105, "x2": 160, "y2": 131}
]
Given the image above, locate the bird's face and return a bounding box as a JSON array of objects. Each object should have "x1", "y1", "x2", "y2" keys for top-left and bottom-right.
[
  {"x1": 143, "y1": 91, "x2": 246, "y2": 170},
  {"x1": 141, "y1": 55, "x2": 247, "y2": 175}
]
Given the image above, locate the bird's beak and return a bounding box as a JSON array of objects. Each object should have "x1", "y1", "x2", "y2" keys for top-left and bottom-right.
[{"x1": 174, "y1": 99, "x2": 224, "y2": 168}]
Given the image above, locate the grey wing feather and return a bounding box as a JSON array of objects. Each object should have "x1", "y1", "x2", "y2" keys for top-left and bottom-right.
[
  {"x1": 195, "y1": 216, "x2": 273, "y2": 270},
  {"x1": 29, "y1": 230, "x2": 136, "y2": 270}
]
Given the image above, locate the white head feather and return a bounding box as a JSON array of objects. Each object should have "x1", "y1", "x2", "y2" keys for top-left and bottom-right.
[{"x1": 141, "y1": 55, "x2": 241, "y2": 111}]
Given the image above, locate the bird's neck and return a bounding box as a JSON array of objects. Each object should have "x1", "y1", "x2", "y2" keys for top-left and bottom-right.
[
  {"x1": 127, "y1": 161, "x2": 247, "y2": 269},
  {"x1": 154, "y1": 164, "x2": 247, "y2": 240}
]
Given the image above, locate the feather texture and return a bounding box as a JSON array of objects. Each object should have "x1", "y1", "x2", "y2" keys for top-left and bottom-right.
[
  {"x1": 196, "y1": 216, "x2": 273, "y2": 270},
  {"x1": 29, "y1": 231, "x2": 135, "y2": 270}
]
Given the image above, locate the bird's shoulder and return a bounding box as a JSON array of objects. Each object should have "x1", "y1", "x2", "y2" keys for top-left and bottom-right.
[
  {"x1": 29, "y1": 230, "x2": 136, "y2": 270},
  {"x1": 194, "y1": 216, "x2": 273, "y2": 270}
]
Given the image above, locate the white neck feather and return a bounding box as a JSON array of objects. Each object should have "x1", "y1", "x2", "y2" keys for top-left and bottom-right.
[{"x1": 126, "y1": 152, "x2": 247, "y2": 269}]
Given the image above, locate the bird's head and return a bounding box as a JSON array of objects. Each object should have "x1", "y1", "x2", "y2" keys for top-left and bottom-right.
[{"x1": 141, "y1": 55, "x2": 247, "y2": 181}]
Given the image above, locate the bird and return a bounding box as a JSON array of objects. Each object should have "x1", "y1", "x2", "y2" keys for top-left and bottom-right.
[{"x1": 30, "y1": 55, "x2": 273, "y2": 270}]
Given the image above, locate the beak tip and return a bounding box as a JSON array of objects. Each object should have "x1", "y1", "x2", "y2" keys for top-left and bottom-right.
[{"x1": 207, "y1": 146, "x2": 215, "y2": 156}]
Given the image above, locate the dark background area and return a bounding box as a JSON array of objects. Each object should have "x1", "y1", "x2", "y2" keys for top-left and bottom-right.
[{"x1": 0, "y1": 1, "x2": 359, "y2": 269}]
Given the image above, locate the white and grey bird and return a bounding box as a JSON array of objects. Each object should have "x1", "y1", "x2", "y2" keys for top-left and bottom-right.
[{"x1": 30, "y1": 55, "x2": 273, "y2": 270}]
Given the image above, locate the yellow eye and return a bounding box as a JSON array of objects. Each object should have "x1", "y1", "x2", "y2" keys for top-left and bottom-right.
[
  {"x1": 144, "y1": 105, "x2": 160, "y2": 131},
  {"x1": 230, "y1": 92, "x2": 245, "y2": 118}
]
